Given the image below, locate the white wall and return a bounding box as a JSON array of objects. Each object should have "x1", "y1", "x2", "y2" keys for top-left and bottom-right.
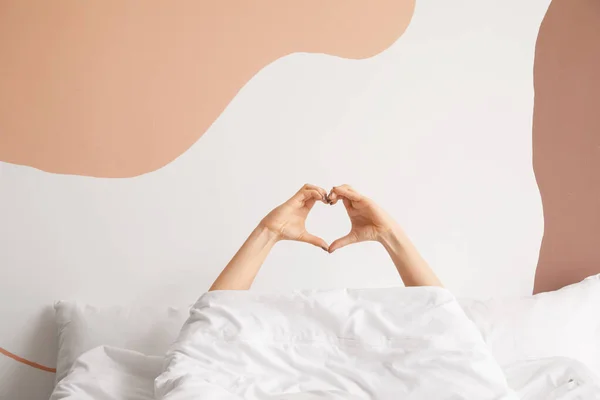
[{"x1": 0, "y1": 1, "x2": 551, "y2": 398}]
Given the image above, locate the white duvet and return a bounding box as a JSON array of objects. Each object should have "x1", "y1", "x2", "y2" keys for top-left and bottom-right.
[{"x1": 51, "y1": 288, "x2": 600, "y2": 400}]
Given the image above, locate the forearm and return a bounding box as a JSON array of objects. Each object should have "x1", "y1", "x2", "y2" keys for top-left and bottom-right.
[
  {"x1": 379, "y1": 226, "x2": 443, "y2": 288},
  {"x1": 209, "y1": 225, "x2": 278, "y2": 291}
]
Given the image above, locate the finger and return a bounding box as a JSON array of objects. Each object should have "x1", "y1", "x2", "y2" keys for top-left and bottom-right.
[
  {"x1": 303, "y1": 189, "x2": 327, "y2": 206},
  {"x1": 329, "y1": 185, "x2": 362, "y2": 203},
  {"x1": 327, "y1": 190, "x2": 339, "y2": 205},
  {"x1": 291, "y1": 189, "x2": 324, "y2": 206},
  {"x1": 298, "y1": 232, "x2": 329, "y2": 252},
  {"x1": 327, "y1": 187, "x2": 345, "y2": 205},
  {"x1": 295, "y1": 186, "x2": 328, "y2": 205},
  {"x1": 328, "y1": 233, "x2": 358, "y2": 253},
  {"x1": 333, "y1": 185, "x2": 362, "y2": 201},
  {"x1": 300, "y1": 184, "x2": 328, "y2": 203}
]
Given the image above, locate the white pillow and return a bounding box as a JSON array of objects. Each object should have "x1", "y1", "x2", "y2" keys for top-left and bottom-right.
[
  {"x1": 50, "y1": 346, "x2": 162, "y2": 400},
  {"x1": 54, "y1": 301, "x2": 189, "y2": 384},
  {"x1": 459, "y1": 274, "x2": 600, "y2": 377}
]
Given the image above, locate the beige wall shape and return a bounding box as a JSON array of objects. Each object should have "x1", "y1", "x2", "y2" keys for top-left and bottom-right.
[
  {"x1": 0, "y1": 0, "x2": 415, "y2": 178},
  {"x1": 533, "y1": 0, "x2": 600, "y2": 293}
]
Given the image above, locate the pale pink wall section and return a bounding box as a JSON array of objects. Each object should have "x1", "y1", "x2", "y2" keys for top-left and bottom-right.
[
  {"x1": 533, "y1": 0, "x2": 600, "y2": 293},
  {"x1": 0, "y1": 0, "x2": 415, "y2": 178}
]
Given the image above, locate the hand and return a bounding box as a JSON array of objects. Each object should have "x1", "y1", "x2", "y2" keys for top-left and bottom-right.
[
  {"x1": 327, "y1": 184, "x2": 399, "y2": 253},
  {"x1": 259, "y1": 184, "x2": 330, "y2": 251}
]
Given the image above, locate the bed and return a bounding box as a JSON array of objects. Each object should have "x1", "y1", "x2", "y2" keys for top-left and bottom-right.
[{"x1": 49, "y1": 274, "x2": 600, "y2": 399}]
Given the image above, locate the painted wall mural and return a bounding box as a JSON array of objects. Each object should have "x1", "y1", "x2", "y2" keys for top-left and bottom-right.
[
  {"x1": 0, "y1": 0, "x2": 414, "y2": 178},
  {"x1": 0, "y1": 347, "x2": 55, "y2": 373},
  {"x1": 1, "y1": 0, "x2": 598, "y2": 398},
  {"x1": 532, "y1": 0, "x2": 600, "y2": 293}
]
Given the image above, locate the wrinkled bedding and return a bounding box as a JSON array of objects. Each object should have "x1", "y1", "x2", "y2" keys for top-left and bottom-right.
[
  {"x1": 51, "y1": 288, "x2": 600, "y2": 400},
  {"x1": 156, "y1": 288, "x2": 515, "y2": 399}
]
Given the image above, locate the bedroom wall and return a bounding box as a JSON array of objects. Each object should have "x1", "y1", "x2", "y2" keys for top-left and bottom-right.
[{"x1": 2, "y1": 0, "x2": 597, "y2": 398}]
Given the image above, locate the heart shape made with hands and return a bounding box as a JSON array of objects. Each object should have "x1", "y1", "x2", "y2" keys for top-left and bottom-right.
[{"x1": 263, "y1": 184, "x2": 389, "y2": 254}]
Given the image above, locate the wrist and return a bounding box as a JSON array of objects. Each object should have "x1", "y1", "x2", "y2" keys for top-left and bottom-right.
[
  {"x1": 255, "y1": 222, "x2": 281, "y2": 244},
  {"x1": 378, "y1": 225, "x2": 411, "y2": 253}
]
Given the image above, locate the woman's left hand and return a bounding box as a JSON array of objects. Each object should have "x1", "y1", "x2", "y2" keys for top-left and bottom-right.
[
  {"x1": 259, "y1": 184, "x2": 330, "y2": 251},
  {"x1": 327, "y1": 184, "x2": 399, "y2": 252}
]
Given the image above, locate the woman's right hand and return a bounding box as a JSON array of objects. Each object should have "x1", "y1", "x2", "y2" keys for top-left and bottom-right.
[{"x1": 259, "y1": 184, "x2": 330, "y2": 251}]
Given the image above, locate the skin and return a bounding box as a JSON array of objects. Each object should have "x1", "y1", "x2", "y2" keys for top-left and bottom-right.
[{"x1": 209, "y1": 184, "x2": 442, "y2": 291}]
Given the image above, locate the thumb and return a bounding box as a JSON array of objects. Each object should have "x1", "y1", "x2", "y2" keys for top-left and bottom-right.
[
  {"x1": 299, "y1": 232, "x2": 329, "y2": 252},
  {"x1": 328, "y1": 232, "x2": 358, "y2": 253}
]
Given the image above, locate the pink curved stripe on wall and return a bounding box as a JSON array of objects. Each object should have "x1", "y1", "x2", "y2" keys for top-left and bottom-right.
[
  {"x1": 533, "y1": 0, "x2": 600, "y2": 293},
  {"x1": 0, "y1": 0, "x2": 415, "y2": 178},
  {"x1": 0, "y1": 346, "x2": 56, "y2": 373}
]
